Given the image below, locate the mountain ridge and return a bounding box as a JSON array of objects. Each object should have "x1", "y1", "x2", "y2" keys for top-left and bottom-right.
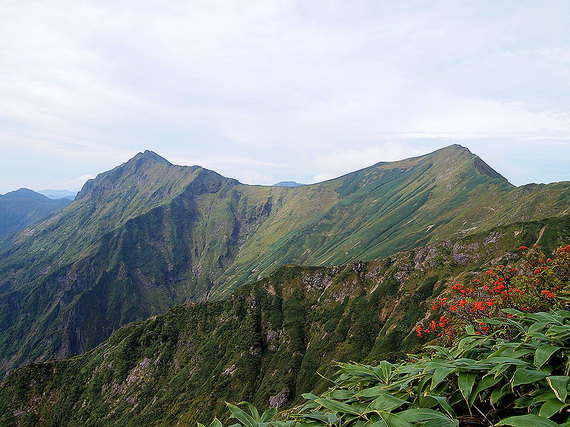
[{"x1": 0, "y1": 145, "x2": 567, "y2": 376}]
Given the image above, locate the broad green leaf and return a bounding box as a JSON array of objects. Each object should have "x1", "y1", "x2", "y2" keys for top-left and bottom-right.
[
  {"x1": 547, "y1": 325, "x2": 570, "y2": 338},
  {"x1": 210, "y1": 420, "x2": 223, "y2": 427},
  {"x1": 326, "y1": 414, "x2": 338, "y2": 425},
  {"x1": 329, "y1": 389, "x2": 355, "y2": 400},
  {"x1": 547, "y1": 376, "x2": 569, "y2": 402},
  {"x1": 373, "y1": 361, "x2": 393, "y2": 383},
  {"x1": 529, "y1": 321, "x2": 549, "y2": 333},
  {"x1": 237, "y1": 401, "x2": 260, "y2": 422},
  {"x1": 423, "y1": 394, "x2": 456, "y2": 418},
  {"x1": 260, "y1": 408, "x2": 277, "y2": 423},
  {"x1": 512, "y1": 368, "x2": 549, "y2": 387},
  {"x1": 431, "y1": 366, "x2": 455, "y2": 390},
  {"x1": 534, "y1": 346, "x2": 561, "y2": 368},
  {"x1": 377, "y1": 411, "x2": 413, "y2": 427},
  {"x1": 422, "y1": 420, "x2": 458, "y2": 427},
  {"x1": 539, "y1": 397, "x2": 566, "y2": 418},
  {"x1": 296, "y1": 413, "x2": 334, "y2": 424},
  {"x1": 369, "y1": 394, "x2": 407, "y2": 412},
  {"x1": 491, "y1": 383, "x2": 510, "y2": 405},
  {"x1": 515, "y1": 394, "x2": 534, "y2": 408},
  {"x1": 496, "y1": 414, "x2": 560, "y2": 426},
  {"x1": 399, "y1": 408, "x2": 454, "y2": 424},
  {"x1": 355, "y1": 386, "x2": 387, "y2": 399},
  {"x1": 458, "y1": 372, "x2": 477, "y2": 403},
  {"x1": 227, "y1": 403, "x2": 257, "y2": 427},
  {"x1": 314, "y1": 397, "x2": 361, "y2": 415},
  {"x1": 469, "y1": 375, "x2": 502, "y2": 407},
  {"x1": 301, "y1": 393, "x2": 319, "y2": 400},
  {"x1": 487, "y1": 357, "x2": 529, "y2": 366}
]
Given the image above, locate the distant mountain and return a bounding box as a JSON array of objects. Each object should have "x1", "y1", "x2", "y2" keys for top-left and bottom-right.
[
  {"x1": 0, "y1": 145, "x2": 568, "y2": 377},
  {"x1": 0, "y1": 188, "x2": 72, "y2": 238},
  {"x1": 37, "y1": 189, "x2": 77, "y2": 200},
  {"x1": 273, "y1": 181, "x2": 305, "y2": 187},
  {"x1": 0, "y1": 216, "x2": 567, "y2": 425}
]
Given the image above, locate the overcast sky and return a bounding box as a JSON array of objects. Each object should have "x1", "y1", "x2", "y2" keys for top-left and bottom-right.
[{"x1": 1, "y1": 0, "x2": 569, "y2": 193}]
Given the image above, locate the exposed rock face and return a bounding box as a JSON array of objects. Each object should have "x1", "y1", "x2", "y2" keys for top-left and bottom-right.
[{"x1": 269, "y1": 389, "x2": 290, "y2": 409}]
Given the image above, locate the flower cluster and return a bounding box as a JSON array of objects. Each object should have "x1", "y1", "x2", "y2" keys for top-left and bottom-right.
[
  {"x1": 416, "y1": 245, "x2": 570, "y2": 340},
  {"x1": 416, "y1": 315, "x2": 451, "y2": 338}
]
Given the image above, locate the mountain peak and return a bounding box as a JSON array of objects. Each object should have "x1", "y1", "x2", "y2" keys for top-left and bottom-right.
[
  {"x1": 130, "y1": 150, "x2": 172, "y2": 166},
  {"x1": 3, "y1": 188, "x2": 50, "y2": 201}
]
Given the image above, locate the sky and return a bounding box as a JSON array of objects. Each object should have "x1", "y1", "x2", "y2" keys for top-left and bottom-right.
[{"x1": 1, "y1": 0, "x2": 569, "y2": 194}]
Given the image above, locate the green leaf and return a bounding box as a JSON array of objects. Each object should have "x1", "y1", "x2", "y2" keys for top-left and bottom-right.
[
  {"x1": 377, "y1": 411, "x2": 413, "y2": 427},
  {"x1": 314, "y1": 397, "x2": 361, "y2": 415},
  {"x1": 539, "y1": 397, "x2": 566, "y2": 418},
  {"x1": 328, "y1": 389, "x2": 355, "y2": 400},
  {"x1": 260, "y1": 408, "x2": 277, "y2": 423},
  {"x1": 369, "y1": 394, "x2": 407, "y2": 412},
  {"x1": 547, "y1": 376, "x2": 569, "y2": 402},
  {"x1": 210, "y1": 420, "x2": 223, "y2": 427},
  {"x1": 237, "y1": 401, "x2": 260, "y2": 422},
  {"x1": 431, "y1": 366, "x2": 455, "y2": 390},
  {"x1": 529, "y1": 321, "x2": 550, "y2": 333},
  {"x1": 512, "y1": 368, "x2": 549, "y2": 387},
  {"x1": 356, "y1": 386, "x2": 386, "y2": 399},
  {"x1": 227, "y1": 403, "x2": 257, "y2": 427},
  {"x1": 373, "y1": 361, "x2": 393, "y2": 383},
  {"x1": 496, "y1": 414, "x2": 560, "y2": 426},
  {"x1": 469, "y1": 374, "x2": 502, "y2": 407},
  {"x1": 458, "y1": 372, "x2": 477, "y2": 403},
  {"x1": 301, "y1": 393, "x2": 319, "y2": 400},
  {"x1": 399, "y1": 408, "x2": 455, "y2": 425},
  {"x1": 423, "y1": 395, "x2": 456, "y2": 418},
  {"x1": 534, "y1": 346, "x2": 561, "y2": 368},
  {"x1": 491, "y1": 383, "x2": 510, "y2": 405},
  {"x1": 422, "y1": 420, "x2": 458, "y2": 427}
]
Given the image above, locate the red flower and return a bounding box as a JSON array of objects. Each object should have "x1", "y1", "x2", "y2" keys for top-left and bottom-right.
[
  {"x1": 517, "y1": 246, "x2": 528, "y2": 251},
  {"x1": 534, "y1": 268, "x2": 540, "y2": 274}
]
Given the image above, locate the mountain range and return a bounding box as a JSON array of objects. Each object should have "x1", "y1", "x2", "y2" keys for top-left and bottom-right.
[
  {"x1": 0, "y1": 144, "x2": 568, "y2": 381},
  {"x1": 0, "y1": 188, "x2": 72, "y2": 238}
]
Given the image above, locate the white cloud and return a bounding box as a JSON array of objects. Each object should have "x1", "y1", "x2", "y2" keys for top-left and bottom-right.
[{"x1": 0, "y1": 0, "x2": 569, "y2": 192}]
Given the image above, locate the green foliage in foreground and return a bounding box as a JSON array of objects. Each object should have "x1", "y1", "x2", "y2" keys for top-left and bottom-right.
[{"x1": 216, "y1": 309, "x2": 570, "y2": 426}]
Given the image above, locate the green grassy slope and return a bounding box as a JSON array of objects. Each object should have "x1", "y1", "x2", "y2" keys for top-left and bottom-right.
[
  {"x1": 0, "y1": 146, "x2": 568, "y2": 377},
  {"x1": 0, "y1": 216, "x2": 567, "y2": 426}
]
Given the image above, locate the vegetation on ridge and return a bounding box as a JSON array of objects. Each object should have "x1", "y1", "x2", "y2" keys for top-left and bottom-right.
[
  {"x1": 208, "y1": 246, "x2": 570, "y2": 426},
  {"x1": 0, "y1": 217, "x2": 568, "y2": 425}
]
